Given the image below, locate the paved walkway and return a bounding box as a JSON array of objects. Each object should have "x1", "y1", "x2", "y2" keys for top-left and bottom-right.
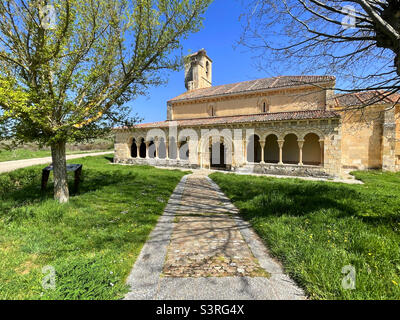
[
  {"x1": 0, "y1": 151, "x2": 113, "y2": 173},
  {"x1": 125, "y1": 173, "x2": 306, "y2": 300}
]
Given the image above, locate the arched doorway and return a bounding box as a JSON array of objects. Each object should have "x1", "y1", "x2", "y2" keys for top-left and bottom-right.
[
  {"x1": 210, "y1": 142, "x2": 226, "y2": 169},
  {"x1": 282, "y1": 134, "x2": 299, "y2": 164},
  {"x1": 303, "y1": 133, "x2": 322, "y2": 165},
  {"x1": 247, "y1": 135, "x2": 261, "y2": 163},
  {"x1": 139, "y1": 138, "x2": 146, "y2": 158},
  {"x1": 130, "y1": 139, "x2": 137, "y2": 158},
  {"x1": 264, "y1": 134, "x2": 279, "y2": 163}
]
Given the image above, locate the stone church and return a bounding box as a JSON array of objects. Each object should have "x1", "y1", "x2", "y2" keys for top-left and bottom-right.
[{"x1": 114, "y1": 49, "x2": 400, "y2": 178}]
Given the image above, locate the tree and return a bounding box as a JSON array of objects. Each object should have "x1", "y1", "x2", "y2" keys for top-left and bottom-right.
[
  {"x1": 239, "y1": 0, "x2": 400, "y2": 102},
  {"x1": 0, "y1": 0, "x2": 212, "y2": 202}
]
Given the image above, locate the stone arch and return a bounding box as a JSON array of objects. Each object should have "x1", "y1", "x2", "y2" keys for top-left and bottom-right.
[
  {"x1": 199, "y1": 129, "x2": 234, "y2": 168},
  {"x1": 282, "y1": 133, "x2": 299, "y2": 164},
  {"x1": 178, "y1": 128, "x2": 198, "y2": 144},
  {"x1": 264, "y1": 134, "x2": 279, "y2": 163},
  {"x1": 303, "y1": 133, "x2": 322, "y2": 165},
  {"x1": 146, "y1": 128, "x2": 167, "y2": 142},
  {"x1": 247, "y1": 134, "x2": 261, "y2": 163},
  {"x1": 139, "y1": 138, "x2": 146, "y2": 158},
  {"x1": 300, "y1": 129, "x2": 324, "y2": 141},
  {"x1": 260, "y1": 130, "x2": 283, "y2": 142},
  {"x1": 130, "y1": 138, "x2": 138, "y2": 158}
]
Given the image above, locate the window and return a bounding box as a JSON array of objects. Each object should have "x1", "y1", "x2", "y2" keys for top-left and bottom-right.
[
  {"x1": 206, "y1": 61, "x2": 209, "y2": 78},
  {"x1": 259, "y1": 99, "x2": 269, "y2": 113},
  {"x1": 208, "y1": 104, "x2": 216, "y2": 117}
]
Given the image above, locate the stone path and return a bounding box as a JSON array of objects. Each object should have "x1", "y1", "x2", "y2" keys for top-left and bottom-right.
[
  {"x1": 0, "y1": 151, "x2": 113, "y2": 174},
  {"x1": 125, "y1": 173, "x2": 306, "y2": 300},
  {"x1": 163, "y1": 174, "x2": 267, "y2": 278}
]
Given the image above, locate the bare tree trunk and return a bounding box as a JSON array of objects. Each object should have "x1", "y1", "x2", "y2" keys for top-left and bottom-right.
[{"x1": 51, "y1": 141, "x2": 69, "y2": 203}]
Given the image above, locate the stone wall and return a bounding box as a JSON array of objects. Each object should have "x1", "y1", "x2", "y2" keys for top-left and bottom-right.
[
  {"x1": 171, "y1": 87, "x2": 328, "y2": 120},
  {"x1": 382, "y1": 107, "x2": 397, "y2": 171},
  {"x1": 114, "y1": 157, "x2": 199, "y2": 169},
  {"x1": 340, "y1": 106, "x2": 384, "y2": 170},
  {"x1": 238, "y1": 163, "x2": 330, "y2": 178}
]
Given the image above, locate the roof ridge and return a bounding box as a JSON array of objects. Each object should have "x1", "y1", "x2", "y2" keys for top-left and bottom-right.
[{"x1": 169, "y1": 75, "x2": 335, "y2": 103}]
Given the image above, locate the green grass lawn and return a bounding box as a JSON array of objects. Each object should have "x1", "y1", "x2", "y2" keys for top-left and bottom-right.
[
  {"x1": 210, "y1": 171, "x2": 400, "y2": 300},
  {"x1": 0, "y1": 156, "x2": 188, "y2": 299},
  {"x1": 0, "y1": 148, "x2": 112, "y2": 162}
]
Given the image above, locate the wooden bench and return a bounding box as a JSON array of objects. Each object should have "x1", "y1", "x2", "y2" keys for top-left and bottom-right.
[{"x1": 41, "y1": 164, "x2": 83, "y2": 191}]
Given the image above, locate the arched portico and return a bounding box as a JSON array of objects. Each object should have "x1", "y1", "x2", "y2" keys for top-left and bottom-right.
[
  {"x1": 130, "y1": 138, "x2": 138, "y2": 158},
  {"x1": 303, "y1": 133, "x2": 323, "y2": 166},
  {"x1": 282, "y1": 133, "x2": 300, "y2": 164},
  {"x1": 139, "y1": 138, "x2": 146, "y2": 158},
  {"x1": 199, "y1": 130, "x2": 234, "y2": 169},
  {"x1": 247, "y1": 134, "x2": 261, "y2": 163},
  {"x1": 210, "y1": 142, "x2": 227, "y2": 168},
  {"x1": 264, "y1": 134, "x2": 279, "y2": 164}
]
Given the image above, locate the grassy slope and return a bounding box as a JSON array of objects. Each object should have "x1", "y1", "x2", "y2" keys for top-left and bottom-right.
[
  {"x1": 0, "y1": 149, "x2": 112, "y2": 162},
  {"x1": 210, "y1": 171, "x2": 400, "y2": 300},
  {"x1": 0, "y1": 156, "x2": 187, "y2": 300}
]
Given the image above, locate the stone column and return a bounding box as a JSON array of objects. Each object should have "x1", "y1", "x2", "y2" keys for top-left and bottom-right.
[
  {"x1": 145, "y1": 141, "x2": 150, "y2": 159},
  {"x1": 177, "y1": 141, "x2": 181, "y2": 160},
  {"x1": 136, "y1": 144, "x2": 140, "y2": 158},
  {"x1": 260, "y1": 141, "x2": 265, "y2": 164},
  {"x1": 277, "y1": 140, "x2": 284, "y2": 165},
  {"x1": 243, "y1": 138, "x2": 247, "y2": 164},
  {"x1": 155, "y1": 139, "x2": 159, "y2": 159},
  {"x1": 319, "y1": 139, "x2": 324, "y2": 166},
  {"x1": 298, "y1": 140, "x2": 304, "y2": 166},
  {"x1": 165, "y1": 140, "x2": 169, "y2": 159}
]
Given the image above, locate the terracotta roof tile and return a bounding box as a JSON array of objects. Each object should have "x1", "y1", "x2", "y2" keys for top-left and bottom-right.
[
  {"x1": 169, "y1": 75, "x2": 336, "y2": 102},
  {"x1": 333, "y1": 90, "x2": 400, "y2": 107},
  {"x1": 116, "y1": 110, "x2": 339, "y2": 130}
]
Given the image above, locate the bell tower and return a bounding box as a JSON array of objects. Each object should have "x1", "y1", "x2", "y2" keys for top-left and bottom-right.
[{"x1": 184, "y1": 49, "x2": 212, "y2": 91}]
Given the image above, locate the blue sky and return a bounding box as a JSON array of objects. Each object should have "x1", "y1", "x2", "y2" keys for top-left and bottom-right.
[
  {"x1": 133, "y1": 0, "x2": 353, "y2": 124},
  {"x1": 133, "y1": 0, "x2": 273, "y2": 124}
]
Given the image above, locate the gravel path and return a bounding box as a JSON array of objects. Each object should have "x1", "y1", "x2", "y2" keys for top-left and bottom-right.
[
  {"x1": 0, "y1": 151, "x2": 113, "y2": 173},
  {"x1": 125, "y1": 173, "x2": 306, "y2": 300}
]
